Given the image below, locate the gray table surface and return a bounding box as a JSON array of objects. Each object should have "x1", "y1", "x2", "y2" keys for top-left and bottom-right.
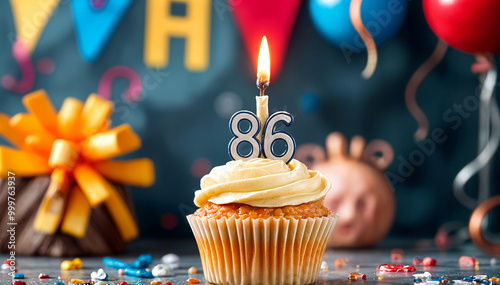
[{"x1": 1, "y1": 239, "x2": 499, "y2": 284}]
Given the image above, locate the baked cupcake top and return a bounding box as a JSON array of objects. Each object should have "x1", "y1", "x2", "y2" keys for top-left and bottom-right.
[{"x1": 194, "y1": 158, "x2": 331, "y2": 207}]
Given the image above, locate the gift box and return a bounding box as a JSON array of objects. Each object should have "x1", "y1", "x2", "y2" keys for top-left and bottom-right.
[{"x1": 0, "y1": 90, "x2": 154, "y2": 256}]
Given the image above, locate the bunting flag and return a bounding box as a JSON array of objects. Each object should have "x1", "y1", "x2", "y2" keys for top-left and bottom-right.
[
  {"x1": 231, "y1": 0, "x2": 302, "y2": 77},
  {"x1": 71, "y1": 0, "x2": 133, "y2": 62},
  {"x1": 9, "y1": 0, "x2": 60, "y2": 53}
]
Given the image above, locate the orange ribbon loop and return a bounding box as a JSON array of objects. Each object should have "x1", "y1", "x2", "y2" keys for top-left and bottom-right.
[{"x1": 0, "y1": 90, "x2": 154, "y2": 240}]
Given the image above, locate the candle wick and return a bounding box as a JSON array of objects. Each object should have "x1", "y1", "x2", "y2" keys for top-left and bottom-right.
[{"x1": 256, "y1": 78, "x2": 269, "y2": 97}]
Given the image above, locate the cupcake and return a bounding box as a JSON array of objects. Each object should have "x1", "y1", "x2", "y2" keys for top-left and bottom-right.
[{"x1": 187, "y1": 158, "x2": 339, "y2": 285}]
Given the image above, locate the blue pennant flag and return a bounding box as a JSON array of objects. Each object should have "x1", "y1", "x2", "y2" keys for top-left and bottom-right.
[{"x1": 71, "y1": 0, "x2": 133, "y2": 62}]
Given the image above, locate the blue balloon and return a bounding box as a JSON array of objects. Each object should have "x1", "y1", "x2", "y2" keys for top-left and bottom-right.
[{"x1": 309, "y1": 0, "x2": 408, "y2": 51}]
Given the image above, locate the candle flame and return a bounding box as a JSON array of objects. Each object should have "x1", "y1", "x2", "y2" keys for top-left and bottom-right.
[{"x1": 257, "y1": 36, "x2": 270, "y2": 85}]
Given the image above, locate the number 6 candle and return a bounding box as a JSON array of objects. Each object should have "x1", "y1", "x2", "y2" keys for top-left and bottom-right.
[{"x1": 229, "y1": 36, "x2": 296, "y2": 163}]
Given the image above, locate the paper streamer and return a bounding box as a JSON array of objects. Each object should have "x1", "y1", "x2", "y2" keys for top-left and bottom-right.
[
  {"x1": 405, "y1": 39, "x2": 448, "y2": 141},
  {"x1": 9, "y1": 0, "x2": 60, "y2": 53},
  {"x1": 349, "y1": 0, "x2": 377, "y2": 79},
  {"x1": 71, "y1": 0, "x2": 133, "y2": 62},
  {"x1": 2, "y1": 40, "x2": 35, "y2": 94},
  {"x1": 97, "y1": 66, "x2": 142, "y2": 102}
]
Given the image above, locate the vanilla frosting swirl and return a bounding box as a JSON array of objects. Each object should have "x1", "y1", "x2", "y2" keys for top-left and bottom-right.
[{"x1": 194, "y1": 158, "x2": 331, "y2": 207}]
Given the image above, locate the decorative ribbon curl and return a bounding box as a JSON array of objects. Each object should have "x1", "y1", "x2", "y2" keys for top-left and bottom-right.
[
  {"x1": 405, "y1": 39, "x2": 448, "y2": 141},
  {"x1": 349, "y1": 0, "x2": 377, "y2": 79},
  {"x1": 0, "y1": 90, "x2": 155, "y2": 241},
  {"x1": 453, "y1": 57, "x2": 498, "y2": 210}
]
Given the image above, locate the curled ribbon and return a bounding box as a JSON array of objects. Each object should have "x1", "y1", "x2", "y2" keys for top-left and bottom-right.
[
  {"x1": 1, "y1": 39, "x2": 35, "y2": 93},
  {"x1": 349, "y1": 0, "x2": 377, "y2": 79},
  {"x1": 0, "y1": 90, "x2": 155, "y2": 241},
  {"x1": 405, "y1": 39, "x2": 448, "y2": 141}
]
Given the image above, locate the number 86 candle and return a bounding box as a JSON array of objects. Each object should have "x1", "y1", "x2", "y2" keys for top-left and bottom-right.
[{"x1": 228, "y1": 36, "x2": 296, "y2": 163}]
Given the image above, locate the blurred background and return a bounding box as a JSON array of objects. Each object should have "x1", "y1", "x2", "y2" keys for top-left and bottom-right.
[{"x1": 0, "y1": 0, "x2": 498, "y2": 244}]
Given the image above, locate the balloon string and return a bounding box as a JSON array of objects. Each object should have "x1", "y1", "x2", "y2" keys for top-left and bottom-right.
[
  {"x1": 349, "y1": 0, "x2": 377, "y2": 79},
  {"x1": 405, "y1": 39, "x2": 448, "y2": 141},
  {"x1": 453, "y1": 62, "x2": 498, "y2": 210}
]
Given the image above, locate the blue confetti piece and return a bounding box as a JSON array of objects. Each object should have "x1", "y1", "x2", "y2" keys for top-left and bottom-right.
[
  {"x1": 102, "y1": 257, "x2": 131, "y2": 269},
  {"x1": 13, "y1": 273, "x2": 24, "y2": 279},
  {"x1": 54, "y1": 282, "x2": 65, "y2": 285},
  {"x1": 131, "y1": 254, "x2": 154, "y2": 269},
  {"x1": 124, "y1": 268, "x2": 153, "y2": 278}
]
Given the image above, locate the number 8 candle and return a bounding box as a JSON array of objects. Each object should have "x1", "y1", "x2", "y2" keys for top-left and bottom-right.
[{"x1": 229, "y1": 36, "x2": 296, "y2": 163}]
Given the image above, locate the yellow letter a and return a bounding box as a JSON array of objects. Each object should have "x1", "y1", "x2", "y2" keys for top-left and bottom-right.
[{"x1": 144, "y1": 0, "x2": 211, "y2": 71}]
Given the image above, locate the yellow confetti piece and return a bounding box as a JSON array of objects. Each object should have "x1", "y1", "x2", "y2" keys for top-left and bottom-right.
[
  {"x1": 61, "y1": 261, "x2": 73, "y2": 270},
  {"x1": 81, "y1": 124, "x2": 141, "y2": 161},
  {"x1": 61, "y1": 185, "x2": 91, "y2": 238},
  {"x1": 81, "y1": 94, "x2": 112, "y2": 136},
  {"x1": 73, "y1": 164, "x2": 111, "y2": 206},
  {"x1": 71, "y1": 258, "x2": 83, "y2": 269},
  {"x1": 0, "y1": 146, "x2": 50, "y2": 177},
  {"x1": 22, "y1": 90, "x2": 58, "y2": 134},
  {"x1": 93, "y1": 158, "x2": 155, "y2": 187}
]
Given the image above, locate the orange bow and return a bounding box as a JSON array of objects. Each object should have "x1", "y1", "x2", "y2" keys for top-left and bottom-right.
[{"x1": 0, "y1": 90, "x2": 155, "y2": 241}]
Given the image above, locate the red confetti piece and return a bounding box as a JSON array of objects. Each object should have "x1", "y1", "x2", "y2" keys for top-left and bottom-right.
[
  {"x1": 377, "y1": 264, "x2": 416, "y2": 273},
  {"x1": 165, "y1": 282, "x2": 172, "y2": 285},
  {"x1": 14, "y1": 281, "x2": 26, "y2": 285},
  {"x1": 348, "y1": 272, "x2": 366, "y2": 280},
  {"x1": 390, "y1": 249, "x2": 404, "y2": 263},
  {"x1": 423, "y1": 257, "x2": 437, "y2": 266},
  {"x1": 38, "y1": 273, "x2": 50, "y2": 279},
  {"x1": 118, "y1": 282, "x2": 128, "y2": 285},
  {"x1": 459, "y1": 256, "x2": 477, "y2": 267},
  {"x1": 335, "y1": 258, "x2": 347, "y2": 268},
  {"x1": 413, "y1": 257, "x2": 423, "y2": 266}
]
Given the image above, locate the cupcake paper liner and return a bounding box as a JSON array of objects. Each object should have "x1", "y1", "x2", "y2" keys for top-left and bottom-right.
[{"x1": 187, "y1": 213, "x2": 339, "y2": 285}]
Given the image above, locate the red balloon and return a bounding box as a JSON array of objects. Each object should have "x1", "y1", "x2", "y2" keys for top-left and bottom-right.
[{"x1": 423, "y1": 0, "x2": 500, "y2": 54}]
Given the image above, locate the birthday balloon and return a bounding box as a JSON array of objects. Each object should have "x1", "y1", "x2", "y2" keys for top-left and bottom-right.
[
  {"x1": 309, "y1": 0, "x2": 408, "y2": 51},
  {"x1": 423, "y1": 0, "x2": 500, "y2": 54}
]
